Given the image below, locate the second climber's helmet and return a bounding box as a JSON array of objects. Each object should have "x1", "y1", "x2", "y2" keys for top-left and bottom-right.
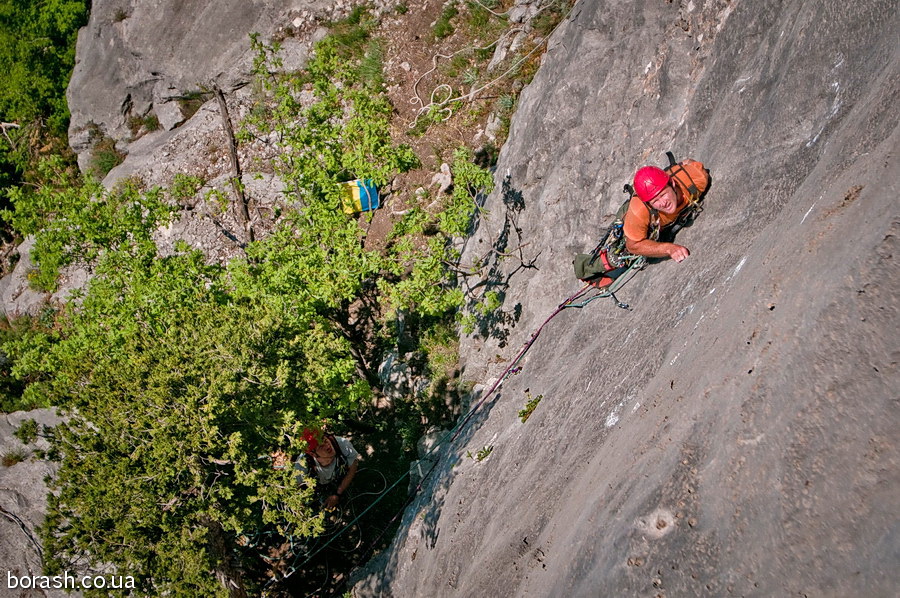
[
  {"x1": 633, "y1": 166, "x2": 671, "y2": 202},
  {"x1": 302, "y1": 428, "x2": 324, "y2": 454}
]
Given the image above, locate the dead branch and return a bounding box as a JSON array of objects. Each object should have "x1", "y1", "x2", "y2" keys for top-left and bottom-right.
[
  {"x1": 0, "y1": 121, "x2": 20, "y2": 148},
  {"x1": 212, "y1": 84, "x2": 254, "y2": 243}
]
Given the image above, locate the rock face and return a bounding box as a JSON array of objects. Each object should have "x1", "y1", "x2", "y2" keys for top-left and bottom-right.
[
  {"x1": 66, "y1": 0, "x2": 336, "y2": 171},
  {"x1": 0, "y1": 410, "x2": 67, "y2": 598},
  {"x1": 356, "y1": 1, "x2": 898, "y2": 597}
]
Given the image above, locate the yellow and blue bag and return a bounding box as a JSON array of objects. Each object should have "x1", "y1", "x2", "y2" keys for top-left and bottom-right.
[{"x1": 340, "y1": 179, "x2": 380, "y2": 214}]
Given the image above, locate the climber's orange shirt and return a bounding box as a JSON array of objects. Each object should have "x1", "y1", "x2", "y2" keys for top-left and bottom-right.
[{"x1": 623, "y1": 160, "x2": 709, "y2": 243}]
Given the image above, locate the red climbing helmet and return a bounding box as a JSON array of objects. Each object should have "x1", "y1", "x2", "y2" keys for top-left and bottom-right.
[
  {"x1": 302, "y1": 428, "x2": 324, "y2": 454},
  {"x1": 633, "y1": 166, "x2": 671, "y2": 202}
]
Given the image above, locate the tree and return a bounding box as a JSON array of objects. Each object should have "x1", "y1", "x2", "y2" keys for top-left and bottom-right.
[
  {"x1": 10, "y1": 235, "x2": 367, "y2": 594},
  {"x1": 0, "y1": 0, "x2": 87, "y2": 187},
  {"x1": 4, "y1": 16, "x2": 494, "y2": 593}
]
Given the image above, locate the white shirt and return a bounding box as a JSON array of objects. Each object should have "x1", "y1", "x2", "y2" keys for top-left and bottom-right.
[{"x1": 294, "y1": 436, "x2": 359, "y2": 484}]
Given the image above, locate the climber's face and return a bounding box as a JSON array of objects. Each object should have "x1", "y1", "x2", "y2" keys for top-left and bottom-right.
[
  {"x1": 648, "y1": 184, "x2": 678, "y2": 214},
  {"x1": 313, "y1": 436, "x2": 336, "y2": 462}
]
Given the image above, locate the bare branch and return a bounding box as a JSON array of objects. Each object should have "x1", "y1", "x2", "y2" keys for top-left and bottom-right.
[{"x1": 212, "y1": 84, "x2": 254, "y2": 244}]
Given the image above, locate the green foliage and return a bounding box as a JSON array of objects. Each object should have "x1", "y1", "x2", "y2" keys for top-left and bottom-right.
[
  {"x1": 325, "y1": 5, "x2": 377, "y2": 55},
  {"x1": 345, "y1": 4, "x2": 369, "y2": 26},
  {"x1": 204, "y1": 187, "x2": 229, "y2": 213},
  {"x1": 459, "y1": 312, "x2": 477, "y2": 335},
  {"x1": 498, "y1": 93, "x2": 516, "y2": 113},
  {"x1": 13, "y1": 418, "x2": 38, "y2": 443},
  {"x1": 244, "y1": 35, "x2": 418, "y2": 195},
  {"x1": 466, "y1": 445, "x2": 492, "y2": 462},
  {"x1": 358, "y1": 39, "x2": 386, "y2": 89},
  {"x1": 2, "y1": 158, "x2": 178, "y2": 290},
  {"x1": 409, "y1": 102, "x2": 453, "y2": 136},
  {"x1": 127, "y1": 112, "x2": 160, "y2": 137},
  {"x1": 394, "y1": 3, "x2": 409, "y2": 15},
  {"x1": 0, "y1": 0, "x2": 87, "y2": 192},
  {"x1": 241, "y1": 35, "x2": 491, "y2": 327},
  {"x1": 433, "y1": 2, "x2": 459, "y2": 39},
  {"x1": 462, "y1": 67, "x2": 479, "y2": 86},
  {"x1": 0, "y1": 0, "x2": 87, "y2": 136},
  {"x1": 438, "y1": 148, "x2": 494, "y2": 237},
  {"x1": 442, "y1": 52, "x2": 470, "y2": 78},
  {"x1": 8, "y1": 240, "x2": 351, "y2": 593},
  {"x1": 474, "y1": 45, "x2": 493, "y2": 61},
  {"x1": 171, "y1": 173, "x2": 204, "y2": 200},
  {"x1": 421, "y1": 321, "x2": 459, "y2": 381},
  {"x1": 377, "y1": 148, "x2": 493, "y2": 322},
  {"x1": 88, "y1": 134, "x2": 124, "y2": 177},
  {"x1": 475, "y1": 290, "x2": 502, "y2": 315},
  {"x1": 532, "y1": 0, "x2": 574, "y2": 36},
  {"x1": 467, "y1": 3, "x2": 489, "y2": 30},
  {"x1": 518, "y1": 391, "x2": 543, "y2": 423},
  {"x1": 0, "y1": 318, "x2": 34, "y2": 412}
]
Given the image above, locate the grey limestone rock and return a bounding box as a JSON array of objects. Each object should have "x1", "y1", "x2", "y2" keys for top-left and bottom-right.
[
  {"x1": 0, "y1": 409, "x2": 67, "y2": 598},
  {"x1": 0, "y1": 238, "x2": 50, "y2": 320},
  {"x1": 357, "y1": 0, "x2": 900, "y2": 596}
]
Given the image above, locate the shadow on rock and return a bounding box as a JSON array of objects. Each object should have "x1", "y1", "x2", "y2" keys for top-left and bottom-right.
[{"x1": 461, "y1": 175, "x2": 537, "y2": 347}]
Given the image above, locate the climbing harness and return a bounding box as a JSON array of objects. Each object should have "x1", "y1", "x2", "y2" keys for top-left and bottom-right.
[{"x1": 574, "y1": 151, "x2": 706, "y2": 305}]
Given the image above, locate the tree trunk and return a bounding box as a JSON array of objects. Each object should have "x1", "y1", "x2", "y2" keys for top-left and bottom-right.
[{"x1": 201, "y1": 515, "x2": 248, "y2": 598}]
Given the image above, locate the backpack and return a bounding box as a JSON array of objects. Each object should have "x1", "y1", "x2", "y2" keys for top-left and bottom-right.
[{"x1": 572, "y1": 152, "x2": 705, "y2": 284}]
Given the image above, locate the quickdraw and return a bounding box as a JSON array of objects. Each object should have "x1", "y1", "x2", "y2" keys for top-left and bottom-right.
[{"x1": 564, "y1": 255, "x2": 647, "y2": 310}]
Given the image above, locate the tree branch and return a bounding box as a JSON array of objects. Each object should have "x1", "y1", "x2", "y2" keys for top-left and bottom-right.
[{"x1": 212, "y1": 84, "x2": 254, "y2": 243}]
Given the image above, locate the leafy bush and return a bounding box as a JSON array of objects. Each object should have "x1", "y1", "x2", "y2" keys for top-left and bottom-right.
[
  {"x1": 11, "y1": 241, "x2": 345, "y2": 593},
  {"x1": 3, "y1": 21, "x2": 497, "y2": 595},
  {"x1": 0, "y1": 0, "x2": 87, "y2": 201},
  {"x1": 2, "y1": 158, "x2": 178, "y2": 290},
  {"x1": 170, "y1": 173, "x2": 204, "y2": 201},
  {"x1": 13, "y1": 418, "x2": 38, "y2": 444},
  {"x1": 0, "y1": 0, "x2": 87, "y2": 142}
]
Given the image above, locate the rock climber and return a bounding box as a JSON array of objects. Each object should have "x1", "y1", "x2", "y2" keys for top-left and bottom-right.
[
  {"x1": 623, "y1": 158, "x2": 710, "y2": 262},
  {"x1": 295, "y1": 428, "x2": 360, "y2": 510}
]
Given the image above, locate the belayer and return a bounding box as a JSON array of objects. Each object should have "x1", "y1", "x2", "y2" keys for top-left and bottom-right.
[
  {"x1": 573, "y1": 153, "x2": 710, "y2": 289},
  {"x1": 295, "y1": 427, "x2": 360, "y2": 510}
]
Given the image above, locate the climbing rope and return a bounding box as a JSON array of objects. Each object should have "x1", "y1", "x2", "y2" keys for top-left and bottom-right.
[
  {"x1": 409, "y1": 1, "x2": 576, "y2": 128},
  {"x1": 261, "y1": 256, "x2": 645, "y2": 592}
]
